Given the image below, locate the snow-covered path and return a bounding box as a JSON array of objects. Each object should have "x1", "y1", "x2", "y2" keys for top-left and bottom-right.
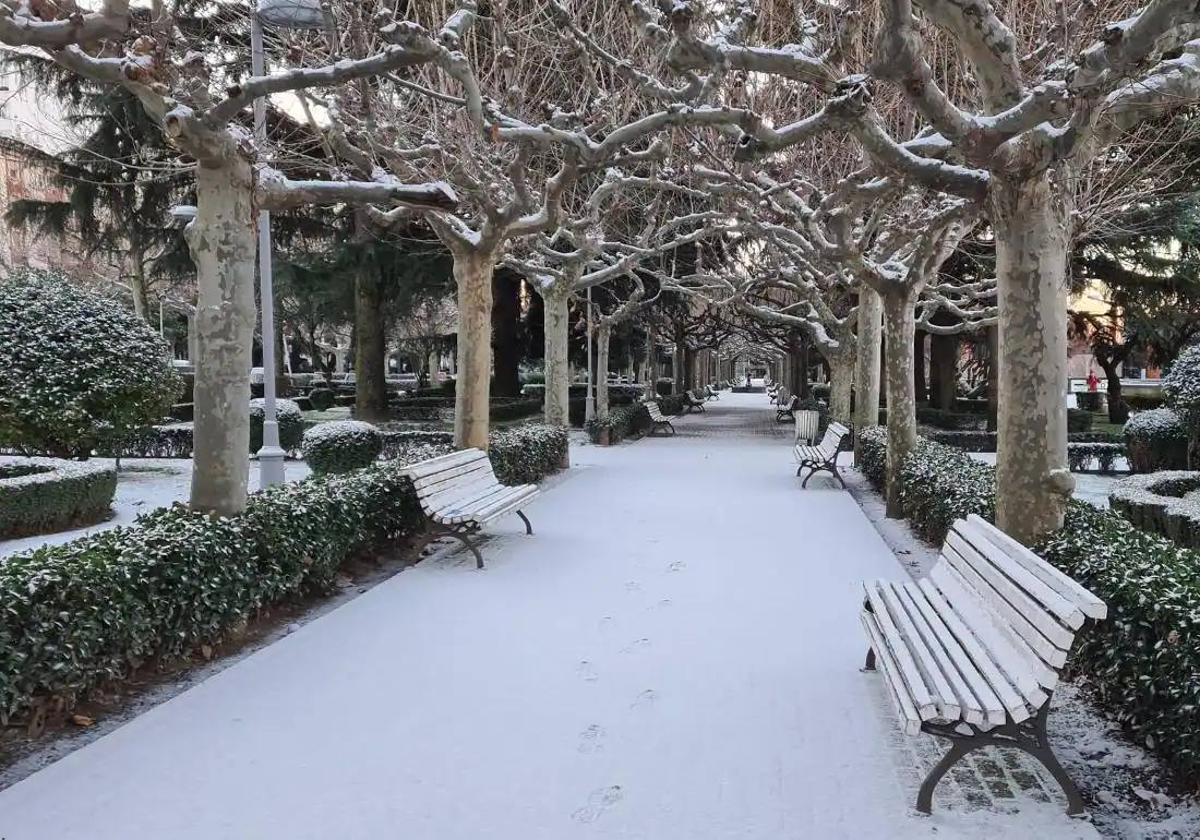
[{"x1": 0, "y1": 394, "x2": 1095, "y2": 839}]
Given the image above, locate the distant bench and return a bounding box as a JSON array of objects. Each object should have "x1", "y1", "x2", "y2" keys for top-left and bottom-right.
[
  {"x1": 399, "y1": 448, "x2": 539, "y2": 569},
  {"x1": 793, "y1": 421, "x2": 849, "y2": 488},
  {"x1": 861, "y1": 515, "x2": 1107, "y2": 815},
  {"x1": 644, "y1": 400, "x2": 677, "y2": 436}
]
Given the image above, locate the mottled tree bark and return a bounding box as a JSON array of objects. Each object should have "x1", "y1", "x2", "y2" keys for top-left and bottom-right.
[
  {"x1": 993, "y1": 178, "x2": 1074, "y2": 544},
  {"x1": 829, "y1": 352, "x2": 854, "y2": 424},
  {"x1": 986, "y1": 325, "x2": 999, "y2": 433},
  {"x1": 491, "y1": 269, "x2": 522, "y2": 399},
  {"x1": 596, "y1": 323, "x2": 612, "y2": 420},
  {"x1": 541, "y1": 284, "x2": 571, "y2": 426},
  {"x1": 882, "y1": 291, "x2": 918, "y2": 517},
  {"x1": 187, "y1": 160, "x2": 256, "y2": 515},
  {"x1": 854, "y1": 288, "x2": 883, "y2": 462},
  {"x1": 354, "y1": 264, "x2": 389, "y2": 422},
  {"x1": 452, "y1": 249, "x2": 495, "y2": 450}
]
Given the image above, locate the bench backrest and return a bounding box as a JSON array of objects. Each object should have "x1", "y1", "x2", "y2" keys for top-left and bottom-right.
[
  {"x1": 931, "y1": 515, "x2": 1107, "y2": 694},
  {"x1": 818, "y1": 421, "x2": 849, "y2": 453},
  {"x1": 398, "y1": 448, "x2": 500, "y2": 514},
  {"x1": 794, "y1": 409, "x2": 820, "y2": 443},
  {"x1": 645, "y1": 401, "x2": 667, "y2": 421}
]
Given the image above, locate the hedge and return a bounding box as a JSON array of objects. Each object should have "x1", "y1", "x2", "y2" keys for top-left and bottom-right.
[
  {"x1": 1125, "y1": 408, "x2": 1188, "y2": 473},
  {"x1": 0, "y1": 458, "x2": 117, "y2": 538},
  {"x1": 302, "y1": 421, "x2": 384, "y2": 475},
  {"x1": 0, "y1": 424, "x2": 568, "y2": 725},
  {"x1": 586, "y1": 403, "x2": 651, "y2": 444},
  {"x1": 926, "y1": 429, "x2": 1122, "y2": 453},
  {"x1": 856, "y1": 426, "x2": 1200, "y2": 783},
  {"x1": 1108, "y1": 471, "x2": 1200, "y2": 548},
  {"x1": 915, "y1": 406, "x2": 982, "y2": 431},
  {"x1": 1067, "y1": 441, "x2": 1126, "y2": 474},
  {"x1": 250, "y1": 399, "x2": 304, "y2": 453}
]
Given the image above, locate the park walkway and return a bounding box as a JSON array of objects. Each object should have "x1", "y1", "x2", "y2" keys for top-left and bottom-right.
[{"x1": 0, "y1": 393, "x2": 1094, "y2": 839}]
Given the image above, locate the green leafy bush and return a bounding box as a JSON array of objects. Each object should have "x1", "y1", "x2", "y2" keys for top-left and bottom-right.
[
  {"x1": 586, "y1": 404, "x2": 650, "y2": 444},
  {"x1": 307, "y1": 387, "x2": 335, "y2": 411},
  {"x1": 916, "y1": 406, "x2": 982, "y2": 431},
  {"x1": 0, "y1": 270, "x2": 179, "y2": 458},
  {"x1": 927, "y1": 430, "x2": 1122, "y2": 454},
  {"x1": 302, "y1": 421, "x2": 384, "y2": 475},
  {"x1": 1125, "y1": 408, "x2": 1189, "y2": 473},
  {"x1": 1067, "y1": 408, "x2": 1094, "y2": 433},
  {"x1": 490, "y1": 425, "x2": 568, "y2": 483},
  {"x1": 858, "y1": 428, "x2": 1200, "y2": 783},
  {"x1": 249, "y1": 398, "x2": 304, "y2": 453},
  {"x1": 0, "y1": 458, "x2": 116, "y2": 538},
  {"x1": 0, "y1": 428, "x2": 569, "y2": 725},
  {"x1": 1067, "y1": 442, "x2": 1125, "y2": 474},
  {"x1": 1108, "y1": 471, "x2": 1200, "y2": 547}
]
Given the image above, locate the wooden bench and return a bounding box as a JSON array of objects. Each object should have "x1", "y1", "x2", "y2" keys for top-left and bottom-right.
[
  {"x1": 861, "y1": 515, "x2": 1107, "y2": 815},
  {"x1": 398, "y1": 448, "x2": 539, "y2": 569},
  {"x1": 682, "y1": 390, "x2": 707, "y2": 413},
  {"x1": 775, "y1": 394, "x2": 800, "y2": 422},
  {"x1": 644, "y1": 400, "x2": 677, "y2": 436},
  {"x1": 793, "y1": 421, "x2": 849, "y2": 487},
  {"x1": 794, "y1": 408, "x2": 820, "y2": 445},
  {"x1": 705, "y1": 384, "x2": 720, "y2": 401}
]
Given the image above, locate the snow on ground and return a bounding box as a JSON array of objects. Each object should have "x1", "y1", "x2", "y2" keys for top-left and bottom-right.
[
  {"x1": 0, "y1": 394, "x2": 1097, "y2": 839},
  {"x1": 0, "y1": 457, "x2": 312, "y2": 559}
]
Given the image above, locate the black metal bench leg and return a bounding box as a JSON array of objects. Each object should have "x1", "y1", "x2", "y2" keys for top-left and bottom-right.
[
  {"x1": 440, "y1": 526, "x2": 485, "y2": 569},
  {"x1": 516, "y1": 510, "x2": 533, "y2": 535},
  {"x1": 1027, "y1": 703, "x2": 1086, "y2": 815},
  {"x1": 801, "y1": 464, "x2": 817, "y2": 488},
  {"x1": 832, "y1": 464, "x2": 846, "y2": 489},
  {"x1": 917, "y1": 740, "x2": 977, "y2": 814},
  {"x1": 864, "y1": 648, "x2": 876, "y2": 671}
]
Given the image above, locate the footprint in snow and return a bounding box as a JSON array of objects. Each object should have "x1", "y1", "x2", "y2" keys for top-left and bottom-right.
[
  {"x1": 571, "y1": 785, "x2": 623, "y2": 823},
  {"x1": 624, "y1": 580, "x2": 641, "y2": 591},
  {"x1": 631, "y1": 689, "x2": 657, "y2": 709},
  {"x1": 620, "y1": 638, "x2": 651, "y2": 654},
  {"x1": 577, "y1": 724, "x2": 605, "y2": 754},
  {"x1": 648, "y1": 598, "x2": 672, "y2": 611},
  {"x1": 577, "y1": 660, "x2": 599, "y2": 682},
  {"x1": 667, "y1": 560, "x2": 686, "y2": 572}
]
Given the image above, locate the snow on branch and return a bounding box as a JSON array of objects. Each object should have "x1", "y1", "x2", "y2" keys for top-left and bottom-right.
[
  {"x1": 0, "y1": 0, "x2": 127, "y2": 48},
  {"x1": 257, "y1": 171, "x2": 458, "y2": 212}
]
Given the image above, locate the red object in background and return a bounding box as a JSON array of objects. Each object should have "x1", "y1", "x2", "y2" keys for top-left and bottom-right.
[{"x1": 1087, "y1": 371, "x2": 1100, "y2": 392}]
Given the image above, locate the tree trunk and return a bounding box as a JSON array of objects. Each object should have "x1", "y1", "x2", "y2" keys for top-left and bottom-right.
[
  {"x1": 452, "y1": 248, "x2": 495, "y2": 450},
  {"x1": 829, "y1": 352, "x2": 854, "y2": 424},
  {"x1": 930, "y1": 333, "x2": 959, "y2": 411},
  {"x1": 542, "y1": 284, "x2": 571, "y2": 426},
  {"x1": 596, "y1": 324, "x2": 612, "y2": 420},
  {"x1": 130, "y1": 258, "x2": 151, "y2": 323},
  {"x1": 491, "y1": 269, "x2": 522, "y2": 398},
  {"x1": 1100, "y1": 362, "x2": 1126, "y2": 423},
  {"x1": 986, "y1": 325, "x2": 999, "y2": 432},
  {"x1": 914, "y1": 331, "x2": 927, "y2": 403},
  {"x1": 992, "y1": 177, "x2": 1073, "y2": 544},
  {"x1": 674, "y1": 340, "x2": 686, "y2": 391},
  {"x1": 882, "y1": 291, "x2": 918, "y2": 518},
  {"x1": 354, "y1": 264, "x2": 388, "y2": 421},
  {"x1": 187, "y1": 159, "x2": 257, "y2": 515},
  {"x1": 854, "y1": 287, "x2": 883, "y2": 462}
]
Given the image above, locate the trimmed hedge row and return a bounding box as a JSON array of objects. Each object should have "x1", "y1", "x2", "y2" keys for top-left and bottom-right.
[
  {"x1": 925, "y1": 430, "x2": 1122, "y2": 453},
  {"x1": 0, "y1": 458, "x2": 117, "y2": 538},
  {"x1": 1109, "y1": 471, "x2": 1200, "y2": 548},
  {"x1": 1125, "y1": 408, "x2": 1188, "y2": 473},
  {"x1": 857, "y1": 426, "x2": 1200, "y2": 783},
  {"x1": 586, "y1": 404, "x2": 651, "y2": 444},
  {"x1": 1067, "y1": 442, "x2": 1126, "y2": 474},
  {"x1": 0, "y1": 424, "x2": 568, "y2": 724},
  {"x1": 302, "y1": 421, "x2": 383, "y2": 476}
]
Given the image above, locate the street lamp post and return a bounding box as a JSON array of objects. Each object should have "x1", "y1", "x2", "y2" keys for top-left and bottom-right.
[{"x1": 251, "y1": 0, "x2": 327, "y2": 488}]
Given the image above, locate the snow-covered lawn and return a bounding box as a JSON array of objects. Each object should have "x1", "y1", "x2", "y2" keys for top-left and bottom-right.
[
  {"x1": 0, "y1": 395, "x2": 1099, "y2": 838},
  {"x1": 0, "y1": 457, "x2": 312, "y2": 559}
]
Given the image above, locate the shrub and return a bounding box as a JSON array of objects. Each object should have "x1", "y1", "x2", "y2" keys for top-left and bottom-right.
[
  {"x1": 0, "y1": 270, "x2": 179, "y2": 458},
  {"x1": 1075, "y1": 391, "x2": 1105, "y2": 412},
  {"x1": 1125, "y1": 408, "x2": 1189, "y2": 473},
  {"x1": 586, "y1": 404, "x2": 650, "y2": 444},
  {"x1": 308, "y1": 387, "x2": 335, "y2": 411},
  {"x1": 489, "y1": 425, "x2": 568, "y2": 483},
  {"x1": 1108, "y1": 471, "x2": 1200, "y2": 547},
  {"x1": 249, "y1": 398, "x2": 304, "y2": 453},
  {"x1": 811, "y1": 383, "x2": 831, "y2": 404},
  {"x1": 1067, "y1": 408, "x2": 1094, "y2": 433},
  {"x1": 1067, "y1": 442, "x2": 1125, "y2": 474},
  {"x1": 302, "y1": 421, "x2": 384, "y2": 475},
  {"x1": 0, "y1": 431, "x2": 569, "y2": 725},
  {"x1": 916, "y1": 406, "x2": 982, "y2": 431},
  {"x1": 1126, "y1": 394, "x2": 1164, "y2": 411},
  {"x1": 0, "y1": 458, "x2": 117, "y2": 538}
]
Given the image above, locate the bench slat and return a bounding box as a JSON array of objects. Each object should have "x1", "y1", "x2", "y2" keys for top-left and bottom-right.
[
  {"x1": 916, "y1": 577, "x2": 1032, "y2": 723},
  {"x1": 862, "y1": 611, "x2": 924, "y2": 736},
  {"x1": 401, "y1": 449, "x2": 487, "y2": 480},
  {"x1": 412, "y1": 458, "x2": 494, "y2": 491},
  {"x1": 954, "y1": 520, "x2": 1085, "y2": 631},
  {"x1": 423, "y1": 474, "x2": 504, "y2": 513},
  {"x1": 463, "y1": 487, "x2": 539, "y2": 525},
  {"x1": 966, "y1": 514, "x2": 1107, "y2": 620},
  {"x1": 864, "y1": 584, "x2": 939, "y2": 721},
  {"x1": 442, "y1": 485, "x2": 535, "y2": 524},
  {"x1": 876, "y1": 582, "x2": 962, "y2": 721},
  {"x1": 945, "y1": 532, "x2": 1074, "y2": 656},
  {"x1": 930, "y1": 565, "x2": 1052, "y2": 707},
  {"x1": 432, "y1": 482, "x2": 512, "y2": 519},
  {"x1": 896, "y1": 581, "x2": 1003, "y2": 726}
]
